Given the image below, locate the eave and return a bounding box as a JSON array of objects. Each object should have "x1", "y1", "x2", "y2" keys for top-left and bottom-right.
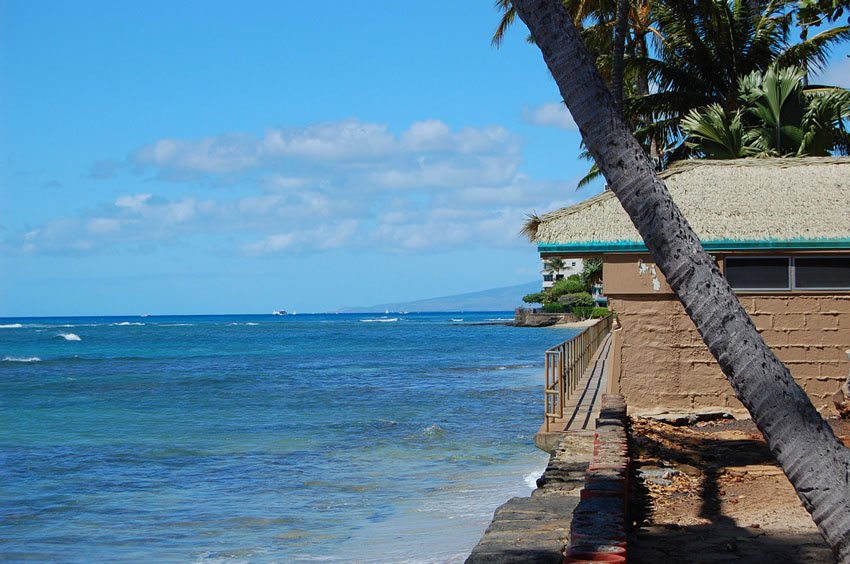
[{"x1": 538, "y1": 238, "x2": 850, "y2": 255}]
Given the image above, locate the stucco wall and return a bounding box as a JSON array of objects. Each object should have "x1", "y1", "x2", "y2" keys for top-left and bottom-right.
[
  {"x1": 609, "y1": 294, "x2": 850, "y2": 417},
  {"x1": 603, "y1": 254, "x2": 673, "y2": 295}
]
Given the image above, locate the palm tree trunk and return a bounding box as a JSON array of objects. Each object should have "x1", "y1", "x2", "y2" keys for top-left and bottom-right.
[
  {"x1": 510, "y1": 0, "x2": 850, "y2": 559},
  {"x1": 800, "y1": 24, "x2": 810, "y2": 87},
  {"x1": 633, "y1": 33, "x2": 660, "y2": 161},
  {"x1": 611, "y1": 0, "x2": 630, "y2": 112}
]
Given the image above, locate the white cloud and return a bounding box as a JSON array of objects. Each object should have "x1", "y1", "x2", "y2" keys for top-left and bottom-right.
[
  {"x1": 524, "y1": 102, "x2": 578, "y2": 130},
  {"x1": 134, "y1": 135, "x2": 258, "y2": 174},
  {"x1": 116, "y1": 193, "x2": 152, "y2": 211},
  {"x1": 261, "y1": 120, "x2": 397, "y2": 160},
  {"x1": 130, "y1": 118, "x2": 521, "y2": 183},
  {"x1": 401, "y1": 120, "x2": 452, "y2": 151},
  {"x1": 267, "y1": 175, "x2": 310, "y2": 190},
  {"x1": 241, "y1": 219, "x2": 359, "y2": 255},
  {"x1": 87, "y1": 218, "x2": 122, "y2": 234},
  {"x1": 238, "y1": 194, "x2": 283, "y2": 215},
  {"x1": 8, "y1": 117, "x2": 589, "y2": 256},
  {"x1": 242, "y1": 233, "x2": 297, "y2": 254}
]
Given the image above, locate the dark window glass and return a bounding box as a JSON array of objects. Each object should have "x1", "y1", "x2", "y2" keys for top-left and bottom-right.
[
  {"x1": 543, "y1": 274, "x2": 553, "y2": 282},
  {"x1": 795, "y1": 257, "x2": 850, "y2": 289},
  {"x1": 726, "y1": 257, "x2": 790, "y2": 290}
]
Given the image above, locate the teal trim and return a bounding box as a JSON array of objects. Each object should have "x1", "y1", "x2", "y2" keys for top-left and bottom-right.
[{"x1": 538, "y1": 239, "x2": 850, "y2": 254}]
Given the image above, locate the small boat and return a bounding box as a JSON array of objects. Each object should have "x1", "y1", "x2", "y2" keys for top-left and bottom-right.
[{"x1": 273, "y1": 310, "x2": 288, "y2": 316}]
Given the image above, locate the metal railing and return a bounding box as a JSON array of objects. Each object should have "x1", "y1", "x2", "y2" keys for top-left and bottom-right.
[{"x1": 543, "y1": 315, "x2": 613, "y2": 431}]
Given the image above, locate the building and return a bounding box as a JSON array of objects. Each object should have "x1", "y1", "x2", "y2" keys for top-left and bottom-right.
[
  {"x1": 541, "y1": 257, "x2": 584, "y2": 289},
  {"x1": 530, "y1": 157, "x2": 850, "y2": 417}
]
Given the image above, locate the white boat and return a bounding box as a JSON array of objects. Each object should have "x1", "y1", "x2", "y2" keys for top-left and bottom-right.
[{"x1": 273, "y1": 310, "x2": 288, "y2": 316}]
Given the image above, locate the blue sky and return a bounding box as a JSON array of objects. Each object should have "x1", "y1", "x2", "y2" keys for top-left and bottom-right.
[{"x1": 2, "y1": 1, "x2": 848, "y2": 316}]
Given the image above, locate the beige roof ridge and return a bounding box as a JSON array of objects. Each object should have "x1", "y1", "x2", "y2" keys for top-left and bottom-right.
[{"x1": 535, "y1": 157, "x2": 850, "y2": 247}]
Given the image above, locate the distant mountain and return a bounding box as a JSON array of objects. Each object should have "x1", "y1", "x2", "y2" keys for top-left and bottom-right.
[{"x1": 338, "y1": 281, "x2": 541, "y2": 313}]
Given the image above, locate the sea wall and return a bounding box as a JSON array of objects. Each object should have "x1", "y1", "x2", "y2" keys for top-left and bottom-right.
[
  {"x1": 514, "y1": 308, "x2": 579, "y2": 327},
  {"x1": 609, "y1": 294, "x2": 850, "y2": 416},
  {"x1": 467, "y1": 394, "x2": 631, "y2": 563}
]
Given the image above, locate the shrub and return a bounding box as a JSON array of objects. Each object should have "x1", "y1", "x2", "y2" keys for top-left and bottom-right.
[
  {"x1": 550, "y1": 277, "x2": 587, "y2": 297},
  {"x1": 573, "y1": 306, "x2": 611, "y2": 320},
  {"x1": 542, "y1": 302, "x2": 567, "y2": 313},
  {"x1": 557, "y1": 292, "x2": 594, "y2": 310}
]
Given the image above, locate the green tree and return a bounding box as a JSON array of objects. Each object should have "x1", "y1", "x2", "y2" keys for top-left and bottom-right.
[
  {"x1": 544, "y1": 257, "x2": 566, "y2": 281},
  {"x1": 629, "y1": 0, "x2": 850, "y2": 163},
  {"x1": 522, "y1": 292, "x2": 547, "y2": 304},
  {"x1": 682, "y1": 66, "x2": 850, "y2": 157},
  {"x1": 579, "y1": 258, "x2": 603, "y2": 289},
  {"x1": 510, "y1": 0, "x2": 850, "y2": 558}
]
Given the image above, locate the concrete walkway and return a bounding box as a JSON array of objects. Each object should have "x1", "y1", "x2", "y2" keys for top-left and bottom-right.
[{"x1": 535, "y1": 332, "x2": 613, "y2": 452}]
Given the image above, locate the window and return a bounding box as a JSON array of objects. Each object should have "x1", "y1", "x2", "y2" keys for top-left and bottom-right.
[
  {"x1": 725, "y1": 257, "x2": 790, "y2": 290},
  {"x1": 725, "y1": 255, "x2": 850, "y2": 291},
  {"x1": 795, "y1": 257, "x2": 850, "y2": 290},
  {"x1": 543, "y1": 274, "x2": 553, "y2": 282}
]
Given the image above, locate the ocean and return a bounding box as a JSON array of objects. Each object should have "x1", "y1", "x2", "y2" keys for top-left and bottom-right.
[{"x1": 0, "y1": 312, "x2": 578, "y2": 562}]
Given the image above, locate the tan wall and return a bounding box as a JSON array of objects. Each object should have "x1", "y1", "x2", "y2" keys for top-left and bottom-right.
[
  {"x1": 603, "y1": 254, "x2": 673, "y2": 295},
  {"x1": 609, "y1": 294, "x2": 850, "y2": 417}
]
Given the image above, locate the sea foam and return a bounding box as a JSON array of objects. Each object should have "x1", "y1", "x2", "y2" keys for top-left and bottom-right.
[
  {"x1": 3, "y1": 356, "x2": 41, "y2": 363},
  {"x1": 360, "y1": 318, "x2": 399, "y2": 323},
  {"x1": 59, "y1": 333, "x2": 82, "y2": 341},
  {"x1": 0, "y1": 323, "x2": 23, "y2": 329},
  {"x1": 524, "y1": 466, "x2": 546, "y2": 489}
]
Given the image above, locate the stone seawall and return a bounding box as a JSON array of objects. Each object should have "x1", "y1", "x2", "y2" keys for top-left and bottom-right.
[
  {"x1": 467, "y1": 394, "x2": 630, "y2": 563},
  {"x1": 514, "y1": 308, "x2": 579, "y2": 327}
]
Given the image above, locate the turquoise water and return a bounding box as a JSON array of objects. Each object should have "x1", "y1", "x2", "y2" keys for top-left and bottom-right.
[{"x1": 0, "y1": 313, "x2": 577, "y2": 562}]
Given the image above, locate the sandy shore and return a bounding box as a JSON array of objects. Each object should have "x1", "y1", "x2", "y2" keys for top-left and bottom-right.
[{"x1": 552, "y1": 319, "x2": 599, "y2": 329}]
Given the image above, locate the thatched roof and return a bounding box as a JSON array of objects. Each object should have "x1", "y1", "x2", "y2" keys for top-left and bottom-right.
[{"x1": 534, "y1": 157, "x2": 850, "y2": 253}]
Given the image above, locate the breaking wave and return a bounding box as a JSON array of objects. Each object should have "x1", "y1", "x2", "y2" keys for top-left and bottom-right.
[
  {"x1": 58, "y1": 333, "x2": 82, "y2": 341},
  {"x1": 360, "y1": 318, "x2": 398, "y2": 323},
  {"x1": 422, "y1": 423, "x2": 446, "y2": 437},
  {"x1": 0, "y1": 323, "x2": 23, "y2": 329},
  {"x1": 3, "y1": 356, "x2": 41, "y2": 363}
]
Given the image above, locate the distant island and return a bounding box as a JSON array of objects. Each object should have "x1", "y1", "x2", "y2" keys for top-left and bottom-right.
[{"x1": 337, "y1": 281, "x2": 541, "y2": 313}]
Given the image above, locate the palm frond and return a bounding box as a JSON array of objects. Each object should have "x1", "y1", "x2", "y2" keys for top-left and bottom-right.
[
  {"x1": 520, "y1": 212, "x2": 542, "y2": 241},
  {"x1": 577, "y1": 162, "x2": 604, "y2": 189},
  {"x1": 491, "y1": 0, "x2": 516, "y2": 48},
  {"x1": 774, "y1": 25, "x2": 850, "y2": 73}
]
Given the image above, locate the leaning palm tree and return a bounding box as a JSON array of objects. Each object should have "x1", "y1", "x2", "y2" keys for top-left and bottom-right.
[{"x1": 510, "y1": 0, "x2": 850, "y2": 559}]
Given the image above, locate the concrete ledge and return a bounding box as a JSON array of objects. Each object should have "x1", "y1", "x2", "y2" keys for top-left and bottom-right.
[{"x1": 466, "y1": 433, "x2": 594, "y2": 564}]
